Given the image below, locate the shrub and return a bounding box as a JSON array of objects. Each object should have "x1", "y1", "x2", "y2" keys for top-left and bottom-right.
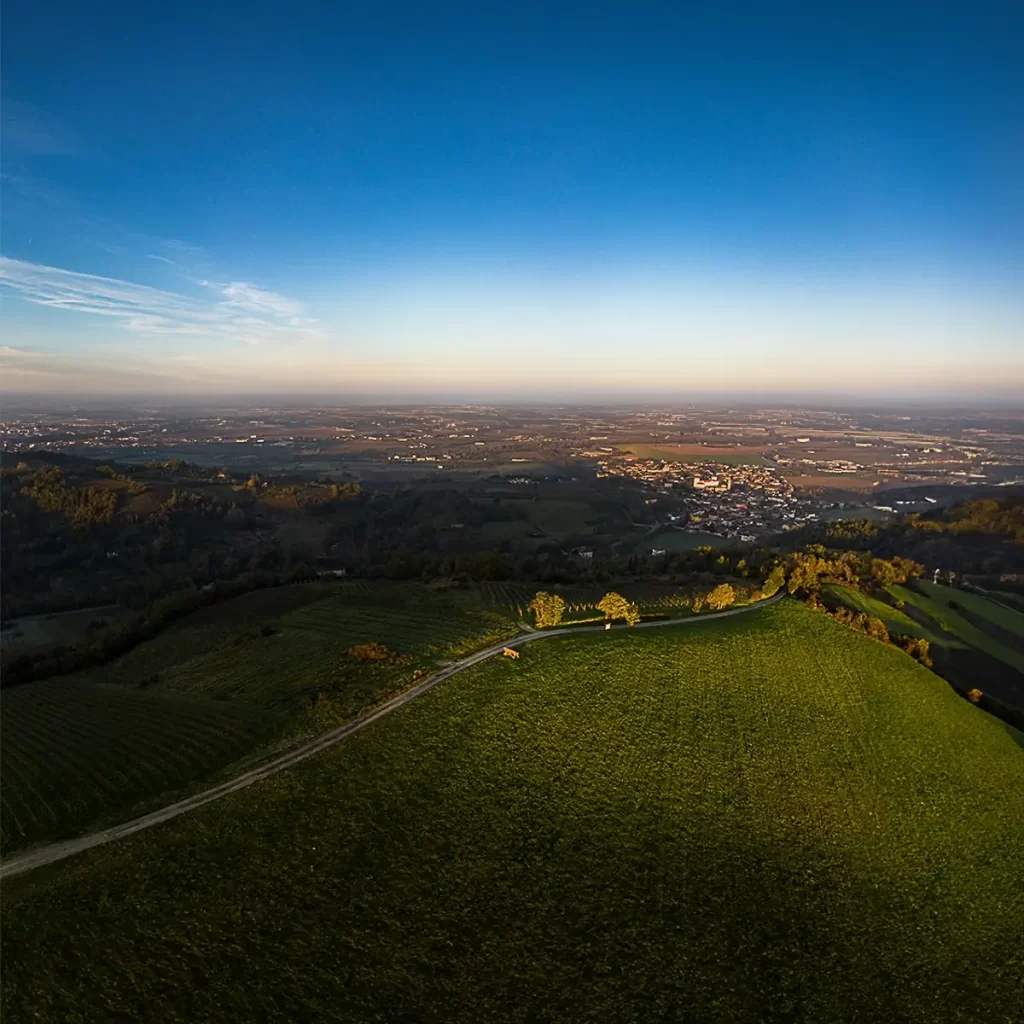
[
  {"x1": 347, "y1": 642, "x2": 397, "y2": 663},
  {"x1": 864, "y1": 617, "x2": 890, "y2": 644}
]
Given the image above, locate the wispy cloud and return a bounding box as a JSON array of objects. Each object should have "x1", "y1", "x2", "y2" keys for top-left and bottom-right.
[
  {"x1": 215, "y1": 280, "x2": 304, "y2": 319},
  {"x1": 0, "y1": 257, "x2": 324, "y2": 347}
]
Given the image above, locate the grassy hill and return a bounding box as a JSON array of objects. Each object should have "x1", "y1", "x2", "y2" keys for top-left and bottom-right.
[
  {"x1": 824, "y1": 580, "x2": 1024, "y2": 718},
  {"x1": 0, "y1": 581, "x2": 517, "y2": 853},
  {"x1": 3, "y1": 600, "x2": 1021, "y2": 1022}
]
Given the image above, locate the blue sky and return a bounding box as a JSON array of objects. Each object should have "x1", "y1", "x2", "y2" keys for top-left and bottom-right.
[{"x1": 2, "y1": 0, "x2": 1022, "y2": 398}]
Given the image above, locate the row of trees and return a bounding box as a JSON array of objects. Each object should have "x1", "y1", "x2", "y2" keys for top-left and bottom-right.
[
  {"x1": 773, "y1": 548, "x2": 923, "y2": 597},
  {"x1": 527, "y1": 584, "x2": 740, "y2": 629}
]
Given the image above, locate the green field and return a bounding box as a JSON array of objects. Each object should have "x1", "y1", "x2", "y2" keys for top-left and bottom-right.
[
  {"x1": 0, "y1": 680, "x2": 280, "y2": 852},
  {"x1": 505, "y1": 497, "x2": 598, "y2": 539},
  {"x1": 941, "y1": 587, "x2": 1024, "y2": 639},
  {"x1": 891, "y1": 582, "x2": 1024, "y2": 672},
  {"x1": 825, "y1": 584, "x2": 946, "y2": 643},
  {"x1": 0, "y1": 582, "x2": 517, "y2": 853},
  {"x1": 476, "y1": 519, "x2": 537, "y2": 544},
  {"x1": 4, "y1": 600, "x2": 1021, "y2": 1022},
  {"x1": 0, "y1": 604, "x2": 133, "y2": 656},
  {"x1": 645, "y1": 528, "x2": 728, "y2": 552}
]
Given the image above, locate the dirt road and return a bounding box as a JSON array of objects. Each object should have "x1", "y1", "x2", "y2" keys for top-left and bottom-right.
[{"x1": 0, "y1": 594, "x2": 782, "y2": 880}]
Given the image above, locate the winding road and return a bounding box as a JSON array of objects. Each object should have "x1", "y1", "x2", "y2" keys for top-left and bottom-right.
[{"x1": 0, "y1": 594, "x2": 783, "y2": 880}]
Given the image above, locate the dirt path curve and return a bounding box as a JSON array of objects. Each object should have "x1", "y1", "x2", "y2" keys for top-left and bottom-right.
[{"x1": 0, "y1": 593, "x2": 783, "y2": 880}]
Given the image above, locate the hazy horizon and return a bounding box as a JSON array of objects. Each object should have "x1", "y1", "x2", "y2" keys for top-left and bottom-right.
[{"x1": 3, "y1": 2, "x2": 1022, "y2": 398}]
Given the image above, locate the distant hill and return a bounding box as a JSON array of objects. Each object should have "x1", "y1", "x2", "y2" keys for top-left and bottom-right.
[{"x1": 4, "y1": 600, "x2": 1021, "y2": 1022}]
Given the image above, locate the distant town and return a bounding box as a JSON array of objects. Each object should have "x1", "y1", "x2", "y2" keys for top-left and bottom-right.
[{"x1": 2, "y1": 401, "x2": 1022, "y2": 545}]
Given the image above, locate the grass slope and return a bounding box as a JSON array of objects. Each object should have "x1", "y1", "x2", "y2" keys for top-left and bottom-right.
[
  {"x1": 0, "y1": 582, "x2": 517, "y2": 853},
  {"x1": 892, "y1": 583, "x2": 1024, "y2": 672},
  {"x1": 3, "y1": 601, "x2": 1022, "y2": 1023},
  {"x1": 824, "y1": 584, "x2": 946, "y2": 643}
]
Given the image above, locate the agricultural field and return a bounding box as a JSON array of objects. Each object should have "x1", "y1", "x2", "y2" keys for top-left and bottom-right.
[
  {"x1": 643, "y1": 528, "x2": 729, "y2": 552},
  {"x1": 513, "y1": 498, "x2": 599, "y2": 539},
  {"x1": 0, "y1": 581, "x2": 518, "y2": 853},
  {"x1": 783, "y1": 473, "x2": 881, "y2": 493},
  {"x1": 475, "y1": 519, "x2": 537, "y2": 545},
  {"x1": 824, "y1": 585, "x2": 946, "y2": 644},
  {"x1": 0, "y1": 604, "x2": 133, "y2": 656},
  {"x1": 616, "y1": 444, "x2": 770, "y2": 465},
  {"x1": 934, "y1": 587, "x2": 1024, "y2": 641},
  {"x1": 0, "y1": 679, "x2": 280, "y2": 853},
  {"x1": 3, "y1": 600, "x2": 1021, "y2": 1022},
  {"x1": 891, "y1": 582, "x2": 1024, "y2": 673}
]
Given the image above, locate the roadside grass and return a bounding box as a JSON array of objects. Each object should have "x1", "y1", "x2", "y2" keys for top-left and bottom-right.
[
  {"x1": 3, "y1": 601, "x2": 1021, "y2": 1023},
  {"x1": 891, "y1": 583, "x2": 1024, "y2": 673}
]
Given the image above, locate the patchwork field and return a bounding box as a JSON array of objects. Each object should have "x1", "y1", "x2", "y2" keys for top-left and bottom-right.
[
  {"x1": 0, "y1": 582, "x2": 518, "y2": 853},
  {"x1": 617, "y1": 443, "x2": 770, "y2": 465},
  {"x1": 891, "y1": 582, "x2": 1024, "y2": 673},
  {"x1": 784, "y1": 473, "x2": 881, "y2": 493},
  {"x1": 4, "y1": 601, "x2": 1021, "y2": 1022},
  {"x1": 824, "y1": 584, "x2": 947, "y2": 643}
]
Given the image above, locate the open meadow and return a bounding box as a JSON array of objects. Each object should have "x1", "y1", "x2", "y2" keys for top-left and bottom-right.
[{"x1": 3, "y1": 600, "x2": 1022, "y2": 1023}]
